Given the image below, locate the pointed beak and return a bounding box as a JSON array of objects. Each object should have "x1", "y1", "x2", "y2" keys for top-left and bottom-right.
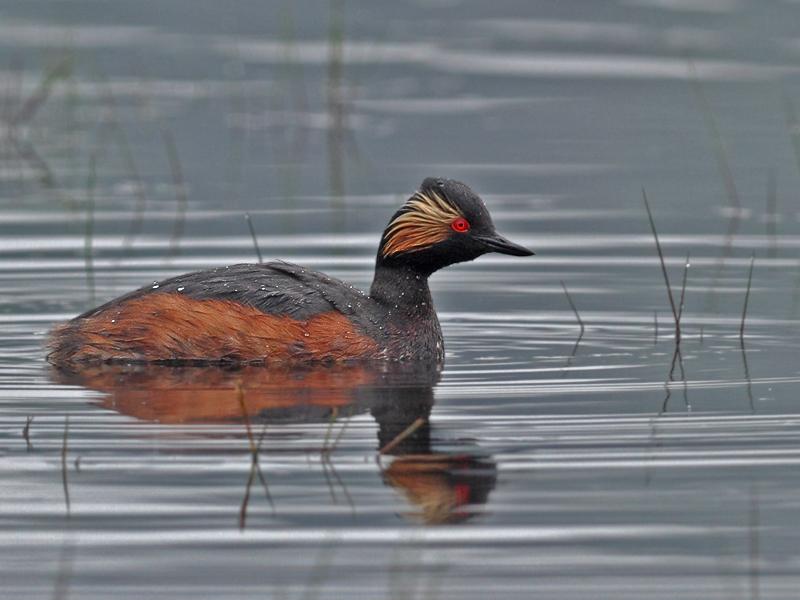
[{"x1": 476, "y1": 233, "x2": 534, "y2": 257}]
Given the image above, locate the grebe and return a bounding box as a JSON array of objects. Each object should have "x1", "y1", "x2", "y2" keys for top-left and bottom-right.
[{"x1": 47, "y1": 178, "x2": 533, "y2": 366}]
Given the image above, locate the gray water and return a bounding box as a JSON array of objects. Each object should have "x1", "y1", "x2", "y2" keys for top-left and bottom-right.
[{"x1": 3, "y1": 1, "x2": 800, "y2": 598}]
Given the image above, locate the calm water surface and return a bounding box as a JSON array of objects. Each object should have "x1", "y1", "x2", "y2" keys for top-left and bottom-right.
[{"x1": 2, "y1": 1, "x2": 800, "y2": 598}]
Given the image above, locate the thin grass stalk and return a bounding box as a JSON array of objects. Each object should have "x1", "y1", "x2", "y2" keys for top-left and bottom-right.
[
  {"x1": 677, "y1": 252, "x2": 690, "y2": 323},
  {"x1": 766, "y1": 170, "x2": 777, "y2": 259},
  {"x1": 687, "y1": 60, "x2": 740, "y2": 211},
  {"x1": 245, "y1": 213, "x2": 263, "y2": 263},
  {"x1": 642, "y1": 188, "x2": 680, "y2": 343},
  {"x1": 782, "y1": 91, "x2": 800, "y2": 176}
]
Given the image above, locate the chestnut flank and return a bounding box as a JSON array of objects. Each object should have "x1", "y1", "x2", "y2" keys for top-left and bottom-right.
[{"x1": 48, "y1": 293, "x2": 379, "y2": 364}]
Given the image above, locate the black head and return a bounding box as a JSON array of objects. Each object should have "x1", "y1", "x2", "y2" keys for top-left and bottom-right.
[{"x1": 376, "y1": 178, "x2": 533, "y2": 275}]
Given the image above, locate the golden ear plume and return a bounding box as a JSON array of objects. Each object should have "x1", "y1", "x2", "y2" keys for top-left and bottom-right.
[{"x1": 382, "y1": 190, "x2": 462, "y2": 257}]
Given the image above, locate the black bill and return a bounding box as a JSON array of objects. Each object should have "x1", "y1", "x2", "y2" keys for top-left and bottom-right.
[{"x1": 477, "y1": 234, "x2": 534, "y2": 257}]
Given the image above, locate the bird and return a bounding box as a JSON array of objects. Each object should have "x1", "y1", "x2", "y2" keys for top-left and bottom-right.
[{"x1": 47, "y1": 177, "x2": 533, "y2": 366}]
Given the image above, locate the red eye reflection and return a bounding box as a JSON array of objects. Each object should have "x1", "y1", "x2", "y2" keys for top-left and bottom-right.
[{"x1": 450, "y1": 217, "x2": 470, "y2": 233}]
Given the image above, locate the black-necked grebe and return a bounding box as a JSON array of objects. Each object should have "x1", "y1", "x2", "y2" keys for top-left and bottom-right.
[{"x1": 47, "y1": 177, "x2": 533, "y2": 365}]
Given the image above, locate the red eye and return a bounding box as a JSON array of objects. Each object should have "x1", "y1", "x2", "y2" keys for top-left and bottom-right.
[{"x1": 451, "y1": 217, "x2": 470, "y2": 233}]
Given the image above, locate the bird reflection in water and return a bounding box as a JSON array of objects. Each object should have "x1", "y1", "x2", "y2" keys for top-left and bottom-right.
[{"x1": 50, "y1": 362, "x2": 496, "y2": 525}]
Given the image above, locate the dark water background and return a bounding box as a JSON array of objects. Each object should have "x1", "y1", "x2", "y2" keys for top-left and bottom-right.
[{"x1": 3, "y1": 1, "x2": 800, "y2": 598}]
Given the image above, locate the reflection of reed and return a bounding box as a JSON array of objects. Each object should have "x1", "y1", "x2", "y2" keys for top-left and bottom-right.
[
  {"x1": 740, "y1": 254, "x2": 755, "y2": 343},
  {"x1": 51, "y1": 537, "x2": 75, "y2": 600},
  {"x1": 9, "y1": 60, "x2": 71, "y2": 127},
  {"x1": 22, "y1": 415, "x2": 33, "y2": 451},
  {"x1": 653, "y1": 310, "x2": 658, "y2": 345},
  {"x1": 303, "y1": 542, "x2": 336, "y2": 600},
  {"x1": 559, "y1": 280, "x2": 584, "y2": 375},
  {"x1": 238, "y1": 422, "x2": 273, "y2": 530},
  {"x1": 748, "y1": 483, "x2": 761, "y2": 600},
  {"x1": 321, "y1": 449, "x2": 356, "y2": 513},
  {"x1": 1, "y1": 58, "x2": 71, "y2": 187},
  {"x1": 319, "y1": 406, "x2": 357, "y2": 513},
  {"x1": 660, "y1": 344, "x2": 689, "y2": 414},
  {"x1": 7, "y1": 133, "x2": 54, "y2": 186},
  {"x1": 319, "y1": 406, "x2": 350, "y2": 508},
  {"x1": 741, "y1": 340, "x2": 754, "y2": 413},
  {"x1": 740, "y1": 256, "x2": 756, "y2": 412},
  {"x1": 61, "y1": 416, "x2": 71, "y2": 518}
]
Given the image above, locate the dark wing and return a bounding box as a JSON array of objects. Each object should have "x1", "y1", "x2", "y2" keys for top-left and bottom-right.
[{"x1": 78, "y1": 261, "x2": 370, "y2": 321}]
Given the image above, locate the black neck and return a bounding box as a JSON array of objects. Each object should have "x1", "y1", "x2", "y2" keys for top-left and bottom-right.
[{"x1": 369, "y1": 263, "x2": 433, "y2": 312}]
